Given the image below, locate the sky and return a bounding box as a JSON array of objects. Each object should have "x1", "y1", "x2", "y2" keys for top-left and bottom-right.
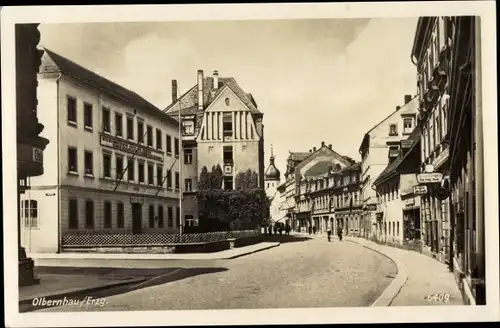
[{"x1": 39, "y1": 18, "x2": 419, "y2": 179}]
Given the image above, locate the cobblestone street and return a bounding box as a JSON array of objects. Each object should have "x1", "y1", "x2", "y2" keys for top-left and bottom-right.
[{"x1": 36, "y1": 236, "x2": 397, "y2": 312}]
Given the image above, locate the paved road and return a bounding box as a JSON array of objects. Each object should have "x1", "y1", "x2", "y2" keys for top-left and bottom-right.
[{"x1": 33, "y1": 236, "x2": 397, "y2": 312}]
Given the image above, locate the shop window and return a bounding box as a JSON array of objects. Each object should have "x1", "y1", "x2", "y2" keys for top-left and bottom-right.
[
  {"x1": 69, "y1": 199, "x2": 78, "y2": 229},
  {"x1": 116, "y1": 202, "x2": 124, "y2": 228},
  {"x1": 85, "y1": 200, "x2": 94, "y2": 229},
  {"x1": 158, "y1": 205, "x2": 164, "y2": 228},
  {"x1": 104, "y1": 201, "x2": 112, "y2": 229},
  {"x1": 168, "y1": 207, "x2": 173, "y2": 227},
  {"x1": 149, "y1": 205, "x2": 155, "y2": 228}
]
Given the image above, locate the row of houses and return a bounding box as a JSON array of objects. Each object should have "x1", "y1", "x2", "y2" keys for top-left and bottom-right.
[
  {"x1": 20, "y1": 47, "x2": 266, "y2": 253},
  {"x1": 274, "y1": 16, "x2": 484, "y2": 306}
]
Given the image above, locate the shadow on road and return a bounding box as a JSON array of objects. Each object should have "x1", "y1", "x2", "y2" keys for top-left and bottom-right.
[
  {"x1": 261, "y1": 234, "x2": 313, "y2": 243},
  {"x1": 20, "y1": 266, "x2": 228, "y2": 313}
]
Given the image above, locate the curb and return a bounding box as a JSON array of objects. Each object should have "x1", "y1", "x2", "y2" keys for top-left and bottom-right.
[
  {"x1": 19, "y1": 276, "x2": 147, "y2": 307},
  {"x1": 224, "y1": 242, "x2": 281, "y2": 259},
  {"x1": 346, "y1": 238, "x2": 409, "y2": 307}
]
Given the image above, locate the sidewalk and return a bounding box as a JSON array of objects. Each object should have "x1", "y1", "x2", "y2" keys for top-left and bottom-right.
[
  {"x1": 345, "y1": 236, "x2": 464, "y2": 306},
  {"x1": 19, "y1": 273, "x2": 145, "y2": 304},
  {"x1": 28, "y1": 241, "x2": 280, "y2": 261}
]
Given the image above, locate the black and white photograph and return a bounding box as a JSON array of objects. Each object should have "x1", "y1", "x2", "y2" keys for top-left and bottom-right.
[{"x1": 2, "y1": 2, "x2": 498, "y2": 326}]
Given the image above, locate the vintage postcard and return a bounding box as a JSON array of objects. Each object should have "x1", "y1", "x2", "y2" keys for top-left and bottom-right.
[{"x1": 2, "y1": 2, "x2": 499, "y2": 327}]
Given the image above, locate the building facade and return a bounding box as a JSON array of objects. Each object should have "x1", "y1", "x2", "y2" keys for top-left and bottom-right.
[
  {"x1": 164, "y1": 70, "x2": 265, "y2": 227},
  {"x1": 292, "y1": 143, "x2": 357, "y2": 234},
  {"x1": 264, "y1": 147, "x2": 281, "y2": 224},
  {"x1": 21, "y1": 49, "x2": 181, "y2": 253},
  {"x1": 446, "y1": 16, "x2": 485, "y2": 306},
  {"x1": 16, "y1": 24, "x2": 50, "y2": 285},
  {"x1": 373, "y1": 127, "x2": 422, "y2": 248},
  {"x1": 411, "y1": 17, "x2": 453, "y2": 264},
  {"x1": 358, "y1": 95, "x2": 419, "y2": 241}
]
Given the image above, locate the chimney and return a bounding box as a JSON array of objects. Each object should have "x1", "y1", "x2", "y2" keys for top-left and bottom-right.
[
  {"x1": 197, "y1": 70, "x2": 204, "y2": 110},
  {"x1": 328, "y1": 144, "x2": 332, "y2": 149},
  {"x1": 309, "y1": 149, "x2": 312, "y2": 153},
  {"x1": 321, "y1": 141, "x2": 325, "y2": 147},
  {"x1": 213, "y1": 70, "x2": 219, "y2": 91},
  {"x1": 404, "y1": 94, "x2": 412, "y2": 104},
  {"x1": 396, "y1": 105, "x2": 401, "y2": 111},
  {"x1": 171, "y1": 80, "x2": 178, "y2": 103},
  {"x1": 313, "y1": 147, "x2": 317, "y2": 152}
]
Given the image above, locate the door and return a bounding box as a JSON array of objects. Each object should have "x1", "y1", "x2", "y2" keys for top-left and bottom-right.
[{"x1": 131, "y1": 203, "x2": 142, "y2": 234}]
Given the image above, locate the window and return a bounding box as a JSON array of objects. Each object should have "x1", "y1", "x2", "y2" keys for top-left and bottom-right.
[
  {"x1": 223, "y1": 176, "x2": 233, "y2": 190},
  {"x1": 148, "y1": 163, "x2": 154, "y2": 185},
  {"x1": 138, "y1": 120, "x2": 145, "y2": 143},
  {"x1": 138, "y1": 161, "x2": 145, "y2": 183},
  {"x1": 158, "y1": 205, "x2": 164, "y2": 228},
  {"x1": 223, "y1": 146, "x2": 233, "y2": 164},
  {"x1": 85, "y1": 200, "x2": 94, "y2": 229},
  {"x1": 147, "y1": 125, "x2": 153, "y2": 146},
  {"x1": 389, "y1": 124, "x2": 398, "y2": 136},
  {"x1": 149, "y1": 205, "x2": 155, "y2": 228},
  {"x1": 127, "y1": 158, "x2": 135, "y2": 181},
  {"x1": 104, "y1": 201, "x2": 112, "y2": 229},
  {"x1": 397, "y1": 222, "x2": 400, "y2": 237},
  {"x1": 174, "y1": 138, "x2": 179, "y2": 157},
  {"x1": 69, "y1": 199, "x2": 78, "y2": 229},
  {"x1": 23, "y1": 200, "x2": 38, "y2": 227},
  {"x1": 115, "y1": 113, "x2": 123, "y2": 137},
  {"x1": 127, "y1": 116, "x2": 134, "y2": 140},
  {"x1": 184, "y1": 148, "x2": 193, "y2": 164},
  {"x1": 182, "y1": 120, "x2": 194, "y2": 135},
  {"x1": 175, "y1": 172, "x2": 180, "y2": 190},
  {"x1": 157, "y1": 166, "x2": 163, "y2": 186},
  {"x1": 103, "y1": 153, "x2": 111, "y2": 178},
  {"x1": 403, "y1": 118, "x2": 413, "y2": 134},
  {"x1": 156, "y1": 129, "x2": 162, "y2": 149},
  {"x1": 166, "y1": 135, "x2": 172, "y2": 154},
  {"x1": 84, "y1": 103, "x2": 93, "y2": 130},
  {"x1": 68, "y1": 147, "x2": 78, "y2": 173},
  {"x1": 223, "y1": 112, "x2": 233, "y2": 136},
  {"x1": 102, "y1": 107, "x2": 111, "y2": 133},
  {"x1": 67, "y1": 96, "x2": 77, "y2": 125},
  {"x1": 168, "y1": 207, "x2": 173, "y2": 227},
  {"x1": 388, "y1": 146, "x2": 399, "y2": 162},
  {"x1": 167, "y1": 170, "x2": 172, "y2": 189},
  {"x1": 185, "y1": 178, "x2": 192, "y2": 192},
  {"x1": 116, "y1": 156, "x2": 124, "y2": 179},
  {"x1": 117, "y1": 202, "x2": 124, "y2": 228},
  {"x1": 84, "y1": 151, "x2": 93, "y2": 176}
]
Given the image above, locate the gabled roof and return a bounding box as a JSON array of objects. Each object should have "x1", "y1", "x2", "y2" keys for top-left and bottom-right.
[
  {"x1": 42, "y1": 48, "x2": 178, "y2": 126},
  {"x1": 304, "y1": 161, "x2": 335, "y2": 178},
  {"x1": 164, "y1": 76, "x2": 261, "y2": 115},
  {"x1": 358, "y1": 95, "x2": 419, "y2": 153},
  {"x1": 373, "y1": 126, "x2": 422, "y2": 186}
]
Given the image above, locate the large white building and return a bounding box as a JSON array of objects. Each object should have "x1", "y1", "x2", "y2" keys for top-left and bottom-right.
[{"x1": 21, "y1": 49, "x2": 181, "y2": 253}]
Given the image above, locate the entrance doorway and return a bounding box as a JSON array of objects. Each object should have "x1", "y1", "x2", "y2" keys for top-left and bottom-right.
[{"x1": 131, "y1": 202, "x2": 142, "y2": 234}]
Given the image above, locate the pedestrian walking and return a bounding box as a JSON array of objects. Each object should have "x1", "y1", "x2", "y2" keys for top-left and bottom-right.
[
  {"x1": 268, "y1": 225, "x2": 272, "y2": 236},
  {"x1": 308, "y1": 226, "x2": 312, "y2": 235},
  {"x1": 337, "y1": 226, "x2": 343, "y2": 241},
  {"x1": 274, "y1": 224, "x2": 278, "y2": 235},
  {"x1": 327, "y1": 227, "x2": 332, "y2": 242},
  {"x1": 313, "y1": 226, "x2": 317, "y2": 235}
]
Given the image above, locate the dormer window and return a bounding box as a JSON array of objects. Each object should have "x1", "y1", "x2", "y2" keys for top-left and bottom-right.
[
  {"x1": 389, "y1": 124, "x2": 398, "y2": 136},
  {"x1": 403, "y1": 118, "x2": 414, "y2": 135},
  {"x1": 182, "y1": 119, "x2": 195, "y2": 136},
  {"x1": 388, "y1": 146, "x2": 399, "y2": 163}
]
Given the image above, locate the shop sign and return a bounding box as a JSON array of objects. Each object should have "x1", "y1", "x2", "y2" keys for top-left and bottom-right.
[
  {"x1": 365, "y1": 204, "x2": 377, "y2": 211},
  {"x1": 401, "y1": 140, "x2": 413, "y2": 149},
  {"x1": 100, "y1": 134, "x2": 163, "y2": 161},
  {"x1": 32, "y1": 147, "x2": 43, "y2": 163},
  {"x1": 405, "y1": 198, "x2": 415, "y2": 207},
  {"x1": 413, "y1": 185, "x2": 428, "y2": 195},
  {"x1": 416, "y1": 172, "x2": 443, "y2": 184}
]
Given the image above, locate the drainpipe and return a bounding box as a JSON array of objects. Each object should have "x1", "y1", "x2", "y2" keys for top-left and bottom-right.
[{"x1": 55, "y1": 72, "x2": 62, "y2": 253}]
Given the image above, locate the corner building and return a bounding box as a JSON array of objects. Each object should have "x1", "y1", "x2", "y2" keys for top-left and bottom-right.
[
  {"x1": 21, "y1": 49, "x2": 181, "y2": 253},
  {"x1": 164, "y1": 70, "x2": 265, "y2": 226}
]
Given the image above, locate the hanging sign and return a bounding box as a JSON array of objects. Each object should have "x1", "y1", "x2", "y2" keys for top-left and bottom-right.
[
  {"x1": 417, "y1": 172, "x2": 443, "y2": 184},
  {"x1": 414, "y1": 185, "x2": 428, "y2": 195}
]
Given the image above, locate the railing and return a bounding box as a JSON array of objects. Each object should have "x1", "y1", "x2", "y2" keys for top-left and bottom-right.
[{"x1": 61, "y1": 229, "x2": 260, "y2": 247}]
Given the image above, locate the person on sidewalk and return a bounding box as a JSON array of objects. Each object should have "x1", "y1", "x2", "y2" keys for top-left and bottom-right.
[
  {"x1": 337, "y1": 226, "x2": 343, "y2": 241},
  {"x1": 308, "y1": 226, "x2": 312, "y2": 235},
  {"x1": 327, "y1": 227, "x2": 332, "y2": 242},
  {"x1": 313, "y1": 226, "x2": 317, "y2": 235}
]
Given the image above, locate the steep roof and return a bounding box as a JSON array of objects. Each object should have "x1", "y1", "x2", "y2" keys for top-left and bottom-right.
[
  {"x1": 373, "y1": 126, "x2": 422, "y2": 186},
  {"x1": 164, "y1": 76, "x2": 261, "y2": 115},
  {"x1": 358, "y1": 95, "x2": 419, "y2": 153},
  {"x1": 304, "y1": 161, "x2": 335, "y2": 178},
  {"x1": 42, "y1": 48, "x2": 178, "y2": 126}
]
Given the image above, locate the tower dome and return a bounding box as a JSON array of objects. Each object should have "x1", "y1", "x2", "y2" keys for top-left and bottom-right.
[{"x1": 265, "y1": 145, "x2": 281, "y2": 181}]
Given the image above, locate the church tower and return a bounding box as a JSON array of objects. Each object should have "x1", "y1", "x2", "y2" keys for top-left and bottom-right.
[{"x1": 265, "y1": 145, "x2": 281, "y2": 223}]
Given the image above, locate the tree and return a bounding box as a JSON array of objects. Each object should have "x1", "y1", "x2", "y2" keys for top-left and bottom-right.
[{"x1": 199, "y1": 166, "x2": 210, "y2": 190}]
